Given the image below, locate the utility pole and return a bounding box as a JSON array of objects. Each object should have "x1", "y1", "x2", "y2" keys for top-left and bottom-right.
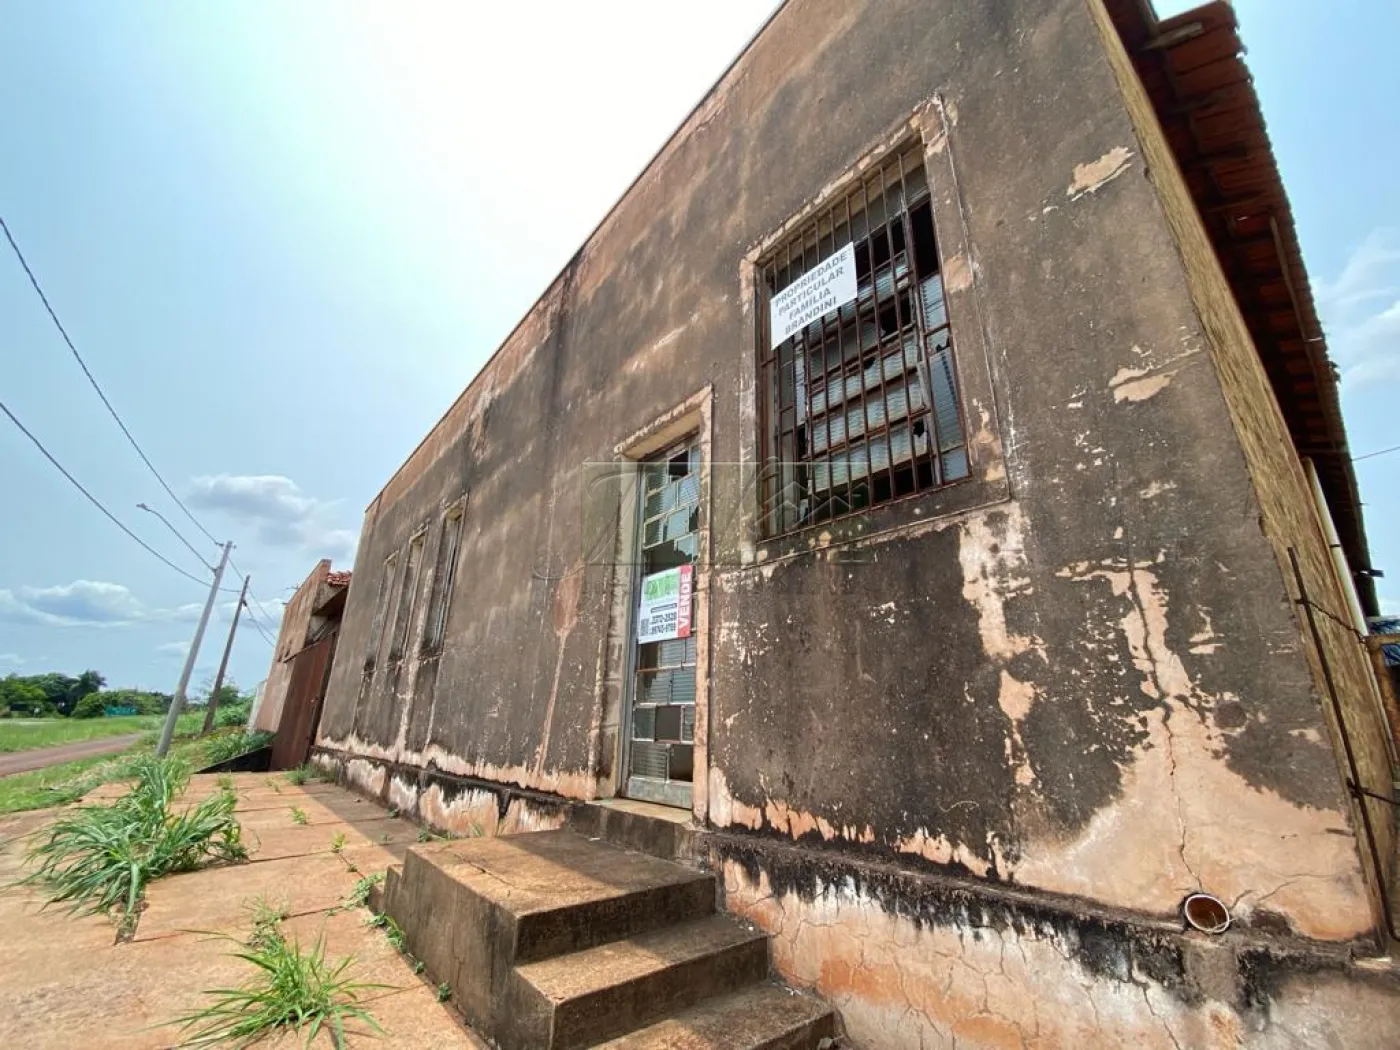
[
  {"x1": 157, "y1": 540, "x2": 232, "y2": 757},
  {"x1": 201, "y1": 573, "x2": 249, "y2": 737}
]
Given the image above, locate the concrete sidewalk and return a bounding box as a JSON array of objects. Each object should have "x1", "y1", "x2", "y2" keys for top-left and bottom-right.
[{"x1": 0, "y1": 772, "x2": 486, "y2": 1049}]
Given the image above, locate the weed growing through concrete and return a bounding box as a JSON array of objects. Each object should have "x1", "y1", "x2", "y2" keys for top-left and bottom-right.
[
  {"x1": 416, "y1": 828, "x2": 432, "y2": 843},
  {"x1": 23, "y1": 756, "x2": 246, "y2": 938},
  {"x1": 244, "y1": 895, "x2": 290, "y2": 950},
  {"x1": 170, "y1": 915, "x2": 390, "y2": 1047},
  {"x1": 365, "y1": 912, "x2": 406, "y2": 952},
  {"x1": 345, "y1": 873, "x2": 384, "y2": 910},
  {"x1": 330, "y1": 832, "x2": 347, "y2": 853},
  {"x1": 290, "y1": 807, "x2": 308, "y2": 826},
  {"x1": 413, "y1": 960, "x2": 425, "y2": 975},
  {"x1": 436, "y1": 982, "x2": 451, "y2": 1003},
  {"x1": 215, "y1": 775, "x2": 235, "y2": 792}
]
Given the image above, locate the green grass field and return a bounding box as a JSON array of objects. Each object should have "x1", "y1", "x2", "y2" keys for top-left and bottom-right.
[
  {"x1": 0, "y1": 714, "x2": 247, "y2": 815},
  {"x1": 0, "y1": 714, "x2": 165, "y2": 753}
]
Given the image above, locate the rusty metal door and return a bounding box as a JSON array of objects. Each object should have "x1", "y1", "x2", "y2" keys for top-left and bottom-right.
[{"x1": 269, "y1": 632, "x2": 338, "y2": 770}]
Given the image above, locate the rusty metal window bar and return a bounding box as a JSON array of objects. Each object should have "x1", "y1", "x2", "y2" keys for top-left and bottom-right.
[
  {"x1": 756, "y1": 145, "x2": 968, "y2": 538},
  {"x1": 362, "y1": 551, "x2": 398, "y2": 675},
  {"x1": 388, "y1": 530, "x2": 425, "y2": 663},
  {"x1": 422, "y1": 504, "x2": 465, "y2": 655}
]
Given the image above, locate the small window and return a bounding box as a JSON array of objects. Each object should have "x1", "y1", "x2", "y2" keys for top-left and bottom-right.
[
  {"x1": 423, "y1": 504, "x2": 465, "y2": 654},
  {"x1": 388, "y1": 531, "x2": 425, "y2": 663},
  {"x1": 756, "y1": 144, "x2": 968, "y2": 538},
  {"x1": 363, "y1": 552, "x2": 398, "y2": 674}
]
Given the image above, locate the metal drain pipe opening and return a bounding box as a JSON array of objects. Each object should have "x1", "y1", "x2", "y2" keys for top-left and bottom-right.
[{"x1": 1183, "y1": 893, "x2": 1231, "y2": 934}]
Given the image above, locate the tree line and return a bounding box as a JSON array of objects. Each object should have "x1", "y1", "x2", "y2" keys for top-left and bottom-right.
[{"x1": 0, "y1": 670, "x2": 246, "y2": 719}]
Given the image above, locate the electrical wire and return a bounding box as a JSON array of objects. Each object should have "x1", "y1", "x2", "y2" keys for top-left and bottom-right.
[
  {"x1": 1, "y1": 216, "x2": 221, "y2": 546},
  {"x1": 229, "y1": 555, "x2": 283, "y2": 636},
  {"x1": 0, "y1": 398, "x2": 211, "y2": 589},
  {"x1": 137, "y1": 502, "x2": 215, "y2": 572},
  {"x1": 1355, "y1": 444, "x2": 1400, "y2": 463}
]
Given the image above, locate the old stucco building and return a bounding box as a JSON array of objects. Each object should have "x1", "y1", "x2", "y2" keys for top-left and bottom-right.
[{"x1": 313, "y1": 1, "x2": 1400, "y2": 1045}]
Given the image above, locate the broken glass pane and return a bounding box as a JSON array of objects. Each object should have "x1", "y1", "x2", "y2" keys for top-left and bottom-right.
[{"x1": 655, "y1": 705, "x2": 683, "y2": 742}]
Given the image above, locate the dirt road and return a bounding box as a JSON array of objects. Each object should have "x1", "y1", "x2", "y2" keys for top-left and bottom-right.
[{"x1": 0, "y1": 734, "x2": 143, "y2": 777}]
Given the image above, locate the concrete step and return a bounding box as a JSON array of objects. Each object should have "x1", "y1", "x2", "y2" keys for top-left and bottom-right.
[
  {"x1": 385, "y1": 830, "x2": 720, "y2": 1042},
  {"x1": 504, "y1": 914, "x2": 771, "y2": 1050},
  {"x1": 592, "y1": 982, "x2": 837, "y2": 1050}
]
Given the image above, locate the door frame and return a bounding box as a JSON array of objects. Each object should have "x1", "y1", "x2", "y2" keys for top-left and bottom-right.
[
  {"x1": 620, "y1": 434, "x2": 702, "y2": 809},
  {"x1": 605, "y1": 386, "x2": 714, "y2": 819}
]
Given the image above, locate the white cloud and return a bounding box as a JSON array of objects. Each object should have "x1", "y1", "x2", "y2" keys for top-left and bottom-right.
[
  {"x1": 156, "y1": 641, "x2": 191, "y2": 658},
  {"x1": 1316, "y1": 228, "x2": 1400, "y2": 388},
  {"x1": 186, "y1": 474, "x2": 354, "y2": 559},
  {"x1": 316, "y1": 528, "x2": 358, "y2": 565},
  {"x1": 0, "y1": 580, "x2": 146, "y2": 627},
  {"x1": 0, "y1": 582, "x2": 214, "y2": 629},
  {"x1": 0, "y1": 653, "x2": 24, "y2": 667}
]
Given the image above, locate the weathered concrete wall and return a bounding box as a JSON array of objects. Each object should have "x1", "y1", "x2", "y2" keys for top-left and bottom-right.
[
  {"x1": 1085, "y1": 0, "x2": 1396, "y2": 925},
  {"x1": 256, "y1": 558, "x2": 330, "y2": 734},
  {"x1": 715, "y1": 837, "x2": 1400, "y2": 1049},
  {"x1": 317, "y1": 0, "x2": 1381, "y2": 1005}
]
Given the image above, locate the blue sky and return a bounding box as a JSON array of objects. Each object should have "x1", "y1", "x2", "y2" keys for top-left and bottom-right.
[{"x1": 1, "y1": 1, "x2": 1396, "y2": 695}]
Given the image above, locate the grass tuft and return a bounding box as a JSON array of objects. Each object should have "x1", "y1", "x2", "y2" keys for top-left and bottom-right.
[
  {"x1": 344, "y1": 873, "x2": 384, "y2": 911},
  {"x1": 330, "y1": 831, "x2": 346, "y2": 853},
  {"x1": 289, "y1": 807, "x2": 308, "y2": 826},
  {"x1": 23, "y1": 756, "x2": 246, "y2": 935},
  {"x1": 435, "y1": 982, "x2": 451, "y2": 1003},
  {"x1": 365, "y1": 912, "x2": 405, "y2": 952},
  {"x1": 203, "y1": 730, "x2": 272, "y2": 767},
  {"x1": 169, "y1": 929, "x2": 389, "y2": 1048}
]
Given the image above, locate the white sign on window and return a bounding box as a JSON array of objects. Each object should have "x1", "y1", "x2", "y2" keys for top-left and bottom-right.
[
  {"x1": 769, "y1": 242, "x2": 858, "y2": 345},
  {"x1": 636, "y1": 565, "x2": 693, "y2": 644}
]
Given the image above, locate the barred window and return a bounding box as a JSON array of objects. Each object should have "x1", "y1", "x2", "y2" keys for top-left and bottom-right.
[{"x1": 757, "y1": 146, "x2": 968, "y2": 537}]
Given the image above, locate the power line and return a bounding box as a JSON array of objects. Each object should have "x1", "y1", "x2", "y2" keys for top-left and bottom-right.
[
  {"x1": 239, "y1": 599, "x2": 276, "y2": 647},
  {"x1": 137, "y1": 503, "x2": 216, "y2": 571},
  {"x1": 0, "y1": 398, "x2": 210, "y2": 589},
  {"x1": 228, "y1": 556, "x2": 282, "y2": 635},
  {"x1": 1355, "y1": 444, "x2": 1400, "y2": 464},
  {"x1": 1, "y1": 215, "x2": 221, "y2": 546}
]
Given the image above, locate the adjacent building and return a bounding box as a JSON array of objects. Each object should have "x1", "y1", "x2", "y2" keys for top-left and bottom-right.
[
  {"x1": 312, "y1": 1, "x2": 1400, "y2": 1045},
  {"x1": 254, "y1": 559, "x2": 350, "y2": 769}
]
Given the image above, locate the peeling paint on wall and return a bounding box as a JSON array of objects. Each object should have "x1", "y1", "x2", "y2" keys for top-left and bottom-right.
[
  {"x1": 1068, "y1": 146, "x2": 1135, "y2": 201},
  {"x1": 721, "y1": 857, "x2": 1400, "y2": 1050}
]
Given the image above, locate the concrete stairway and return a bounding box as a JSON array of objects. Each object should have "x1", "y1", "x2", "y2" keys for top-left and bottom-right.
[{"x1": 380, "y1": 829, "x2": 833, "y2": 1050}]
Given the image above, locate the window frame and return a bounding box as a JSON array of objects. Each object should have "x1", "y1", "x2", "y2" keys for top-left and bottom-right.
[
  {"x1": 739, "y1": 107, "x2": 1010, "y2": 564},
  {"x1": 387, "y1": 528, "x2": 427, "y2": 664},
  {"x1": 421, "y1": 499, "x2": 467, "y2": 656},
  {"x1": 362, "y1": 551, "x2": 398, "y2": 676},
  {"x1": 755, "y1": 142, "x2": 968, "y2": 540}
]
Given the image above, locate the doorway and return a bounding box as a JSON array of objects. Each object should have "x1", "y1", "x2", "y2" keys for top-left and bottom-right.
[{"x1": 622, "y1": 436, "x2": 701, "y2": 808}]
